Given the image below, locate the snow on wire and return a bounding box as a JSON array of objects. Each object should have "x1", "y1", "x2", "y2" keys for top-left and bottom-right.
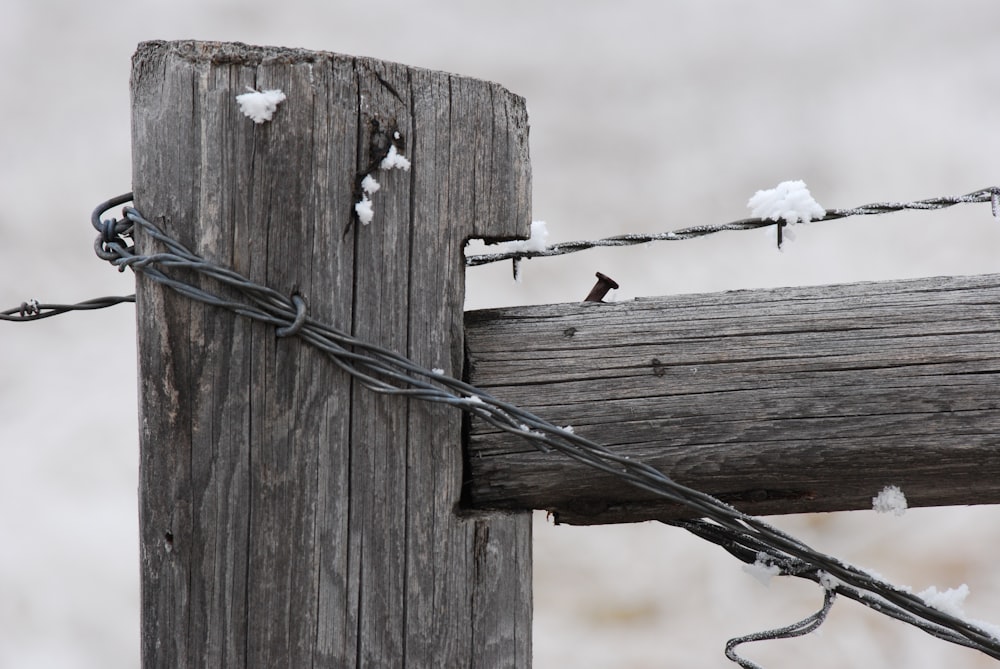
[
  {"x1": 465, "y1": 186, "x2": 1000, "y2": 267},
  {"x1": 88, "y1": 193, "x2": 1000, "y2": 667}
]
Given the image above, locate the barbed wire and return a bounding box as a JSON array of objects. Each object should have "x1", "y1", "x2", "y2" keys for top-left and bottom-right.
[
  {"x1": 79, "y1": 193, "x2": 1000, "y2": 666},
  {"x1": 465, "y1": 186, "x2": 1000, "y2": 267},
  {"x1": 0, "y1": 295, "x2": 135, "y2": 322},
  {"x1": 6, "y1": 187, "x2": 999, "y2": 321}
]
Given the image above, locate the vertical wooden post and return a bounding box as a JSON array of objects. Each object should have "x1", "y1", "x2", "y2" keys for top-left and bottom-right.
[{"x1": 130, "y1": 40, "x2": 532, "y2": 667}]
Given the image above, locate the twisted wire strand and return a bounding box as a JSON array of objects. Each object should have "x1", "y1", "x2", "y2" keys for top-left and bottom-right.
[
  {"x1": 725, "y1": 589, "x2": 837, "y2": 669},
  {"x1": 86, "y1": 194, "x2": 1000, "y2": 665},
  {"x1": 0, "y1": 294, "x2": 135, "y2": 321},
  {"x1": 465, "y1": 187, "x2": 1000, "y2": 266}
]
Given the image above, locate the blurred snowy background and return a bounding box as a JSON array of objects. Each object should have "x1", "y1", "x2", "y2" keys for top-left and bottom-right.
[{"x1": 2, "y1": 1, "x2": 1000, "y2": 667}]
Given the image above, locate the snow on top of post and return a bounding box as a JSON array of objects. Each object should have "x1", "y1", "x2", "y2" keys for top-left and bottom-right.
[
  {"x1": 748, "y1": 180, "x2": 826, "y2": 225},
  {"x1": 236, "y1": 88, "x2": 287, "y2": 124},
  {"x1": 872, "y1": 485, "x2": 908, "y2": 516}
]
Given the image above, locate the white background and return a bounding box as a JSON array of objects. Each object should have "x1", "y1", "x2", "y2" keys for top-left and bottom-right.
[{"x1": 2, "y1": 2, "x2": 1000, "y2": 667}]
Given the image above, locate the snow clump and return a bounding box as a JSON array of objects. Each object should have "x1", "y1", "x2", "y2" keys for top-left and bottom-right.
[
  {"x1": 748, "y1": 180, "x2": 826, "y2": 225},
  {"x1": 360, "y1": 174, "x2": 380, "y2": 195},
  {"x1": 236, "y1": 88, "x2": 287, "y2": 124},
  {"x1": 918, "y1": 585, "x2": 1000, "y2": 639},
  {"x1": 487, "y1": 221, "x2": 550, "y2": 254},
  {"x1": 872, "y1": 485, "x2": 908, "y2": 516},
  {"x1": 380, "y1": 144, "x2": 411, "y2": 171},
  {"x1": 354, "y1": 197, "x2": 375, "y2": 225},
  {"x1": 354, "y1": 139, "x2": 410, "y2": 225},
  {"x1": 742, "y1": 552, "x2": 781, "y2": 586},
  {"x1": 918, "y1": 584, "x2": 970, "y2": 618}
]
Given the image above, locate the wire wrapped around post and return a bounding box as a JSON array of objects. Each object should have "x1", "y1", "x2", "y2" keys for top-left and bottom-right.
[{"x1": 85, "y1": 195, "x2": 1000, "y2": 664}]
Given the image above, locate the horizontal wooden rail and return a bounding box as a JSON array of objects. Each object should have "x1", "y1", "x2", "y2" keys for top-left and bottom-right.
[{"x1": 464, "y1": 273, "x2": 1000, "y2": 524}]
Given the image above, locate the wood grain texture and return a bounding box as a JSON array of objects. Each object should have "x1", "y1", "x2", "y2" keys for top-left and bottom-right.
[
  {"x1": 464, "y1": 273, "x2": 1000, "y2": 524},
  {"x1": 132, "y1": 40, "x2": 531, "y2": 668}
]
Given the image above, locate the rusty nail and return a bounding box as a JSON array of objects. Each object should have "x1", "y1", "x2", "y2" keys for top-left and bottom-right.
[{"x1": 584, "y1": 272, "x2": 619, "y2": 302}]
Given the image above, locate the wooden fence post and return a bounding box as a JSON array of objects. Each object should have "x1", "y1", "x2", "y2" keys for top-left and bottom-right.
[{"x1": 130, "y1": 40, "x2": 532, "y2": 667}]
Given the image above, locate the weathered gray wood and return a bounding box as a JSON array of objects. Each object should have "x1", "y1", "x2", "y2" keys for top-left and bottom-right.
[
  {"x1": 464, "y1": 273, "x2": 1000, "y2": 524},
  {"x1": 132, "y1": 40, "x2": 531, "y2": 668}
]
